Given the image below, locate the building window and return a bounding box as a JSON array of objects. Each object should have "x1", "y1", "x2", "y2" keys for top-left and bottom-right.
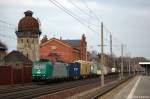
[
  {"x1": 32, "y1": 39, "x2": 34, "y2": 43},
  {"x1": 27, "y1": 53, "x2": 28, "y2": 59},
  {"x1": 0, "y1": 55, "x2": 2, "y2": 61},
  {"x1": 27, "y1": 39, "x2": 29, "y2": 43}
]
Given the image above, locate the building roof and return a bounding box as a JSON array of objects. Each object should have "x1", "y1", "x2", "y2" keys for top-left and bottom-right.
[
  {"x1": 0, "y1": 42, "x2": 7, "y2": 50},
  {"x1": 62, "y1": 40, "x2": 80, "y2": 48},
  {"x1": 17, "y1": 10, "x2": 39, "y2": 32},
  {"x1": 40, "y1": 38, "x2": 72, "y2": 48},
  {"x1": 3, "y1": 50, "x2": 32, "y2": 65}
]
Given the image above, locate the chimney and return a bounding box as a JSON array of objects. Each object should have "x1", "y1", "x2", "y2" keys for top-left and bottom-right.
[
  {"x1": 41, "y1": 35, "x2": 48, "y2": 44},
  {"x1": 82, "y1": 34, "x2": 86, "y2": 41}
]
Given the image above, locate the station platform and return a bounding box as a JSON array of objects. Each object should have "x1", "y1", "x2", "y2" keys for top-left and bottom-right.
[{"x1": 113, "y1": 76, "x2": 150, "y2": 99}]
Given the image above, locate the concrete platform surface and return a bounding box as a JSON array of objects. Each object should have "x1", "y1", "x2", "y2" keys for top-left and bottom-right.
[{"x1": 113, "y1": 76, "x2": 150, "y2": 99}]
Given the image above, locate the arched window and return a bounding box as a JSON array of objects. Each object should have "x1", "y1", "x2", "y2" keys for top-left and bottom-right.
[
  {"x1": 27, "y1": 53, "x2": 28, "y2": 59},
  {"x1": 32, "y1": 39, "x2": 34, "y2": 43},
  {"x1": 27, "y1": 39, "x2": 29, "y2": 43}
]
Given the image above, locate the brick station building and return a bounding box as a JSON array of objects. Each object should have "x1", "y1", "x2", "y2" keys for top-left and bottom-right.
[{"x1": 40, "y1": 34, "x2": 88, "y2": 63}]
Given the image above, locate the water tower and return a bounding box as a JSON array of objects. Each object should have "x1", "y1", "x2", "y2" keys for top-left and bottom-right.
[{"x1": 15, "y1": 10, "x2": 41, "y2": 61}]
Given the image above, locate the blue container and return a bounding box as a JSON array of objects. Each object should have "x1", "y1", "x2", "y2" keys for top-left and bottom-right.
[{"x1": 68, "y1": 62, "x2": 80, "y2": 78}]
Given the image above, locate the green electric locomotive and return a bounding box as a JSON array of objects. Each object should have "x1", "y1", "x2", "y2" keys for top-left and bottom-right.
[
  {"x1": 32, "y1": 59, "x2": 53, "y2": 81},
  {"x1": 32, "y1": 59, "x2": 68, "y2": 81}
]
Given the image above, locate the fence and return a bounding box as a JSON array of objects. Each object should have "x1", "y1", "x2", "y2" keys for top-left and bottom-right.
[{"x1": 0, "y1": 65, "x2": 32, "y2": 85}]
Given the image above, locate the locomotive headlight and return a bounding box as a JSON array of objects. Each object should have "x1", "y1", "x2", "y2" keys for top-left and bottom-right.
[{"x1": 37, "y1": 70, "x2": 41, "y2": 74}]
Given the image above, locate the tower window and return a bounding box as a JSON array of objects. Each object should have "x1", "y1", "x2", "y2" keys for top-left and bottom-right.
[
  {"x1": 21, "y1": 39, "x2": 23, "y2": 43},
  {"x1": 27, "y1": 39, "x2": 29, "y2": 43}
]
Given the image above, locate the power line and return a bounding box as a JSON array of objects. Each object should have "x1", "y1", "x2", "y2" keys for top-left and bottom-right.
[
  {"x1": 0, "y1": 20, "x2": 16, "y2": 40},
  {"x1": 72, "y1": 2, "x2": 121, "y2": 50},
  {"x1": 49, "y1": 0, "x2": 131, "y2": 56},
  {"x1": 81, "y1": 0, "x2": 102, "y2": 23},
  {"x1": 81, "y1": 0, "x2": 106, "y2": 44},
  {"x1": 50, "y1": 0, "x2": 112, "y2": 44},
  {"x1": 49, "y1": 0, "x2": 100, "y2": 36},
  {"x1": 67, "y1": 0, "x2": 92, "y2": 19},
  {"x1": 55, "y1": 0, "x2": 98, "y2": 27},
  {"x1": 50, "y1": 0, "x2": 114, "y2": 43},
  {"x1": 0, "y1": 20, "x2": 16, "y2": 27},
  {"x1": 50, "y1": 0, "x2": 121, "y2": 55},
  {"x1": 0, "y1": 33, "x2": 16, "y2": 40},
  {"x1": 80, "y1": 0, "x2": 116, "y2": 46},
  {"x1": 67, "y1": 0, "x2": 100, "y2": 27}
]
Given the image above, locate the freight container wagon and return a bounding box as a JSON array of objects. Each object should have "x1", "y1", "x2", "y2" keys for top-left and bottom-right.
[
  {"x1": 90, "y1": 62, "x2": 101, "y2": 77},
  {"x1": 68, "y1": 62, "x2": 80, "y2": 79},
  {"x1": 75, "y1": 60, "x2": 91, "y2": 78},
  {"x1": 103, "y1": 66, "x2": 111, "y2": 75},
  {"x1": 96, "y1": 63, "x2": 101, "y2": 75},
  {"x1": 90, "y1": 62, "x2": 98, "y2": 74},
  {"x1": 96, "y1": 65, "x2": 110, "y2": 75},
  {"x1": 52, "y1": 62, "x2": 68, "y2": 80}
]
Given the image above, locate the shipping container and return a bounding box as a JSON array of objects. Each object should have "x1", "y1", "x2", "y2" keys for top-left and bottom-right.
[
  {"x1": 52, "y1": 62, "x2": 68, "y2": 78},
  {"x1": 68, "y1": 62, "x2": 80, "y2": 78},
  {"x1": 75, "y1": 60, "x2": 91, "y2": 77},
  {"x1": 96, "y1": 63, "x2": 101, "y2": 75},
  {"x1": 94, "y1": 64, "x2": 111, "y2": 75}
]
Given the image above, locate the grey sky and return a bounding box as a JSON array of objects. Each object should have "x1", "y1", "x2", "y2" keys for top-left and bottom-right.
[{"x1": 0, "y1": 0, "x2": 150, "y2": 59}]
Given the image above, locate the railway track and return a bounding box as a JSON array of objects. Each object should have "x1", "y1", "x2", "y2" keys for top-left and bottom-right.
[
  {"x1": 0, "y1": 83, "x2": 33, "y2": 90},
  {"x1": 0, "y1": 73, "x2": 121, "y2": 99},
  {"x1": 0, "y1": 84, "x2": 46, "y2": 94},
  {"x1": 0, "y1": 78, "x2": 101, "y2": 99}
]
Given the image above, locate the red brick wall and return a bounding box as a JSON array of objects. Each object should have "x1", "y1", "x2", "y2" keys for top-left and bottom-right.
[
  {"x1": 72, "y1": 50, "x2": 80, "y2": 61},
  {"x1": 40, "y1": 39, "x2": 74, "y2": 63}
]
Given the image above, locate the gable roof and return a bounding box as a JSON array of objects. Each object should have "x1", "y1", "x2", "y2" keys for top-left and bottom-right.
[
  {"x1": 40, "y1": 38, "x2": 72, "y2": 48},
  {"x1": 62, "y1": 40, "x2": 80, "y2": 48},
  {"x1": 3, "y1": 50, "x2": 32, "y2": 64},
  {"x1": 0, "y1": 42, "x2": 7, "y2": 50}
]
